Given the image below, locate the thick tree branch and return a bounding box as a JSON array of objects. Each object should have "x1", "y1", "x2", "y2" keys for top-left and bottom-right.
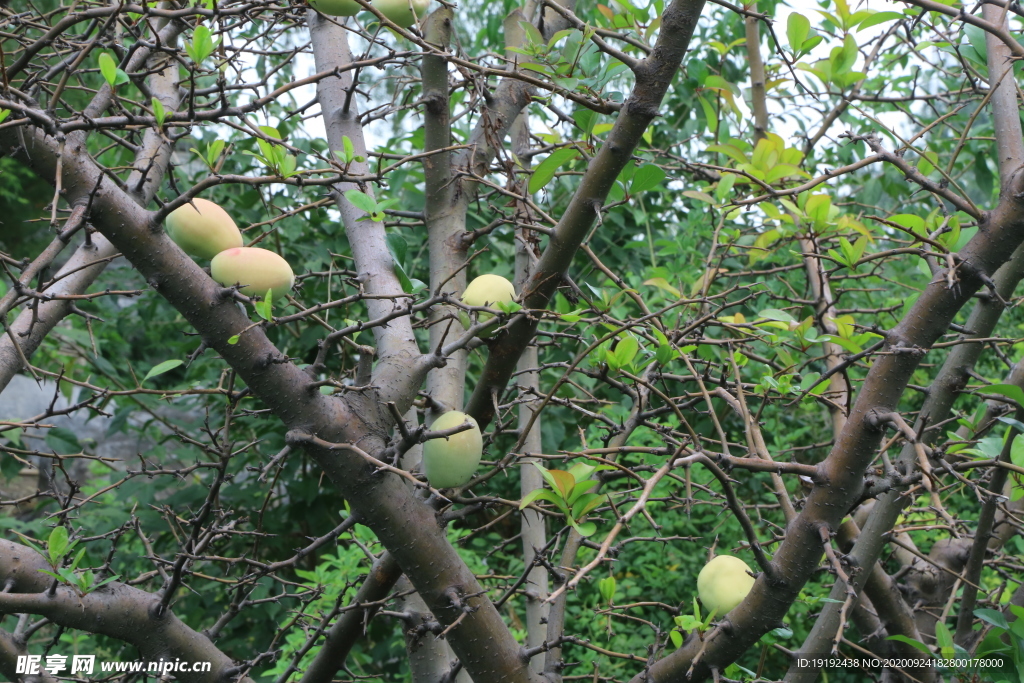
[
  {"x1": 788, "y1": 12, "x2": 1024, "y2": 674},
  {"x1": 0, "y1": 539, "x2": 251, "y2": 683},
  {"x1": 1, "y1": 63, "x2": 542, "y2": 683},
  {"x1": 298, "y1": 552, "x2": 403, "y2": 683},
  {"x1": 634, "y1": 141, "x2": 1024, "y2": 683},
  {"x1": 465, "y1": 0, "x2": 708, "y2": 428}
]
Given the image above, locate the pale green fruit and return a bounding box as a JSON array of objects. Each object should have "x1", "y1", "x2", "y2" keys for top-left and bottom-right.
[
  {"x1": 308, "y1": 0, "x2": 361, "y2": 16},
  {"x1": 165, "y1": 198, "x2": 243, "y2": 260},
  {"x1": 372, "y1": 0, "x2": 430, "y2": 28},
  {"x1": 461, "y1": 274, "x2": 516, "y2": 335},
  {"x1": 422, "y1": 411, "x2": 483, "y2": 489},
  {"x1": 211, "y1": 247, "x2": 295, "y2": 299},
  {"x1": 697, "y1": 555, "x2": 755, "y2": 617}
]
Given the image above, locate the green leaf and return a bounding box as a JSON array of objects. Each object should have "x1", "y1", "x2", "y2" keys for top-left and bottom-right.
[
  {"x1": 572, "y1": 492, "x2": 607, "y2": 518},
  {"x1": 669, "y1": 630, "x2": 683, "y2": 648},
  {"x1": 976, "y1": 608, "x2": 1010, "y2": 630},
  {"x1": 568, "y1": 462, "x2": 598, "y2": 484},
  {"x1": 886, "y1": 634, "x2": 932, "y2": 655},
  {"x1": 613, "y1": 336, "x2": 639, "y2": 368},
  {"x1": 152, "y1": 97, "x2": 166, "y2": 128},
  {"x1": 186, "y1": 24, "x2": 219, "y2": 64},
  {"x1": 48, "y1": 526, "x2": 70, "y2": 565},
  {"x1": 598, "y1": 575, "x2": 616, "y2": 604},
  {"x1": 520, "y1": 488, "x2": 561, "y2": 509},
  {"x1": 858, "y1": 11, "x2": 903, "y2": 30},
  {"x1": 575, "y1": 521, "x2": 597, "y2": 536},
  {"x1": 529, "y1": 148, "x2": 579, "y2": 194},
  {"x1": 255, "y1": 289, "x2": 274, "y2": 321},
  {"x1": 342, "y1": 135, "x2": 355, "y2": 162},
  {"x1": 384, "y1": 233, "x2": 414, "y2": 293},
  {"x1": 4, "y1": 427, "x2": 22, "y2": 447},
  {"x1": 964, "y1": 24, "x2": 988, "y2": 65},
  {"x1": 0, "y1": 109, "x2": 10, "y2": 125},
  {"x1": 787, "y1": 13, "x2": 810, "y2": 52},
  {"x1": 643, "y1": 277, "x2": 681, "y2": 298},
  {"x1": 344, "y1": 189, "x2": 378, "y2": 215},
  {"x1": 37, "y1": 569, "x2": 64, "y2": 583},
  {"x1": 98, "y1": 53, "x2": 118, "y2": 86},
  {"x1": 985, "y1": 384, "x2": 1024, "y2": 407},
  {"x1": 46, "y1": 427, "x2": 81, "y2": 455},
  {"x1": 89, "y1": 574, "x2": 120, "y2": 592},
  {"x1": 69, "y1": 547, "x2": 86, "y2": 571},
  {"x1": 1011, "y1": 435, "x2": 1024, "y2": 468},
  {"x1": 935, "y1": 621, "x2": 954, "y2": 659},
  {"x1": 757, "y1": 308, "x2": 796, "y2": 324},
  {"x1": 227, "y1": 335, "x2": 240, "y2": 345},
  {"x1": 143, "y1": 359, "x2": 184, "y2": 383},
  {"x1": 697, "y1": 94, "x2": 717, "y2": 133},
  {"x1": 630, "y1": 164, "x2": 666, "y2": 194}
]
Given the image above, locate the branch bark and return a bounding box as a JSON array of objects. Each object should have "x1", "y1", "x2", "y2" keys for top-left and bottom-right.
[
  {"x1": 787, "y1": 14, "x2": 1024, "y2": 677},
  {"x1": 465, "y1": 0, "x2": 708, "y2": 428},
  {"x1": 0, "y1": 539, "x2": 251, "y2": 683},
  {"x1": 634, "y1": 143, "x2": 1024, "y2": 681}
]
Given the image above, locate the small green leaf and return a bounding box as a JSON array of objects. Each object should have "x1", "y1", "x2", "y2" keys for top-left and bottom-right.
[
  {"x1": 98, "y1": 53, "x2": 118, "y2": 86},
  {"x1": 858, "y1": 11, "x2": 903, "y2": 30},
  {"x1": 152, "y1": 97, "x2": 166, "y2": 128},
  {"x1": 575, "y1": 521, "x2": 597, "y2": 536},
  {"x1": 37, "y1": 569, "x2": 64, "y2": 582},
  {"x1": 4, "y1": 427, "x2": 22, "y2": 447},
  {"x1": 885, "y1": 634, "x2": 933, "y2": 655},
  {"x1": 48, "y1": 526, "x2": 70, "y2": 565},
  {"x1": 787, "y1": 14, "x2": 810, "y2": 53},
  {"x1": 975, "y1": 608, "x2": 1009, "y2": 630},
  {"x1": 227, "y1": 335, "x2": 240, "y2": 345},
  {"x1": 757, "y1": 308, "x2": 796, "y2": 324},
  {"x1": 344, "y1": 189, "x2": 379, "y2": 215},
  {"x1": 69, "y1": 547, "x2": 86, "y2": 571},
  {"x1": 630, "y1": 164, "x2": 666, "y2": 194},
  {"x1": 598, "y1": 575, "x2": 616, "y2": 604},
  {"x1": 255, "y1": 289, "x2": 273, "y2": 321},
  {"x1": 46, "y1": 428, "x2": 81, "y2": 454},
  {"x1": 985, "y1": 384, "x2": 1024, "y2": 407},
  {"x1": 529, "y1": 148, "x2": 579, "y2": 194},
  {"x1": 0, "y1": 109, "x2": 10, "y2": 125},
  {"x1": 343, "y1": 135, "x2": 356, "y2": 163},
  {"x1": 669, "y1": 630, "x2": 683, "y2": 648},
  {"x1": 143, "y1": 359, "x2": 184, "y2": 383}
]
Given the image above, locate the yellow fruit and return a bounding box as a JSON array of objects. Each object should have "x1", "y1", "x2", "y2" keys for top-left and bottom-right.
[
  {"x1": 697, "y1": 555, "x2": 755, "y2": 617},
  {"x1": 210, "y1": 247, "x2": 295, "y2": 299},
  {"x1": 422, "y1": 411, "x2": 483, "y2": 489},
  {"x1": 308, "y1": 0, "x2": 362, "y2": 15},
  {"x1": 461, "y1": 274, "x2": 516, "y2": 335},
  {"x1": 165, "y1": 198, "x2": 243, "y2": 260},
  {"x1": 462, "y1": 274, "x2": 517, "y2": 307},
  {"x1": 371, "y1": 0, "x2": 430, "y2": 27}
]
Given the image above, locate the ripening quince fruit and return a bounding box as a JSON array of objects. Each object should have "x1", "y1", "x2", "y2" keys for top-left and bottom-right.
[
  {"x1": 422, "y1": 411, "x2": 483, "y2": 489},
  {"x1": 372, "y1": 0, "x2": 430, "y2": 27},
  {"x1": 461, "y1": 274, "x2": 516, "y2": 335},
  {"x1": 165, "y1": 198, "x2": 243, "y2": 260},
  {"x1": 697, "y1": 555, "x2": 755, "y2": 617},
  {"x1": 308, "y1": 0, "x2": 362, "y2": 15},
  {"x1": 211, "y1": 247, "x2": 295, "y2": 299}
]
